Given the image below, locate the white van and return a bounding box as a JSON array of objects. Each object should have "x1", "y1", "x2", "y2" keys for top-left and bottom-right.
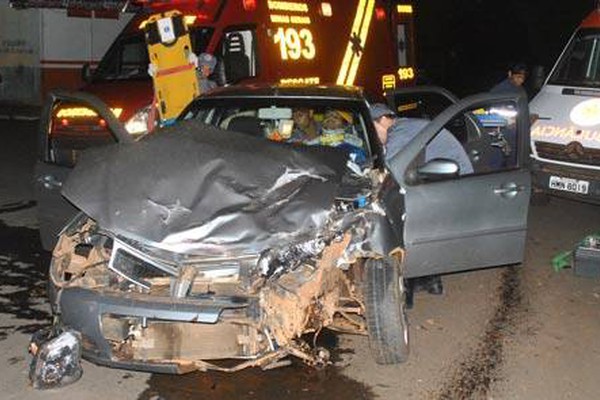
[{"x1": 530, "y1": 9, "x2": 600, "y2": 203}]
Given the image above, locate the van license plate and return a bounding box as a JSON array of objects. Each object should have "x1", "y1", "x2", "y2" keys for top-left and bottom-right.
[{"x1": 549, "y1": 176, "x2": 589, "y2": 194}]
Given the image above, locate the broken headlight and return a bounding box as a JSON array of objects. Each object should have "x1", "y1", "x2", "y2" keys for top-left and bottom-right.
[{"x1": 108, "y1": 237, "x2": 175, "y2": 290}]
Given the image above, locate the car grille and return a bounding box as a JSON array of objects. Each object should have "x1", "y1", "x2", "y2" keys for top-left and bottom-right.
[{"x1": 534, "y1": 141, "x2": 600, "y2": 167}]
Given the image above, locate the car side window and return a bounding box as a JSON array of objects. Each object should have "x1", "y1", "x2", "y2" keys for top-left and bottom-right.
[
  {"x1": 412, "y1": 100, "x2": 521, "y2": 182},
  {"x1": 216, "y1": 28, "x2": 257, "y2": 85}
]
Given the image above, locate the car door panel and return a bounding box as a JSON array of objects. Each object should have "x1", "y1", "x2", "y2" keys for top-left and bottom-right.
[
  {"x1": 34, "y1": 162, "x2": 79, "y2": 250},
  {"x1": 35, "y1": 91, "x2": 130, "y2": 250},
  {"x1": 386, "y1": 92, "x2": 531, "y2": 278},
  {"x1": 403, "y1": 169, "x2": 530, "y2": 277}
]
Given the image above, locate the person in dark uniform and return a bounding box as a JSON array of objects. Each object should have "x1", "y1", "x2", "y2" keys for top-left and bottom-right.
[
  {"x1": 489, "y1": 63, "x2": 529, "y2": 168},
  {"x1": 490, "y1": 63, "x2": 528, "y2": 98}
]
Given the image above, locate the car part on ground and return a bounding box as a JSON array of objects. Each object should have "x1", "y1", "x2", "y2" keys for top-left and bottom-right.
[{"x1": 28, "y1": 328, "x2": 83, "y2": 389}]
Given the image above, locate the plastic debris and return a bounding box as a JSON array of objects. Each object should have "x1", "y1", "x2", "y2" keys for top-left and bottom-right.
[
  {"x1": 551, "y1": 233, "x2": 600, "y2": 273},
  {"x1": 28, "y1": 328, "x2": 83, "y2": 390}
]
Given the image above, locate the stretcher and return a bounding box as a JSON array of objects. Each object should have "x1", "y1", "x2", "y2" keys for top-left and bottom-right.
[{"x1": 144, "y1": 11, "x2": 199, "y2": 125}]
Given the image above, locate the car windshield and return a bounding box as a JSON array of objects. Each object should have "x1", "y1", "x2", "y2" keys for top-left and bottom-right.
[
  {"x1": 548, "y1": 28, "x2": 600, "y2": 87},
  {"x1": 93, "y1": 28, "x2": 214, "y2": 81},
  {"x1": 183, "y1": 98, "x2": 372, "y2": 163}
]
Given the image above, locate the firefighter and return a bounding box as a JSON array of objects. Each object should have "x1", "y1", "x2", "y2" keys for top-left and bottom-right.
[{"x1": 196, "y1": 53, "x2": 218, "y2": 93}]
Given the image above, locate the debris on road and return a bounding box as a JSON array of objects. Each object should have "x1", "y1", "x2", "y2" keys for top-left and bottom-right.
[
  {"x1": 551, "y1": 233, "x2": 600, "y2": 277},
  {"x1": 29, "y1": 328, "x2": 83, "y2": 389}
]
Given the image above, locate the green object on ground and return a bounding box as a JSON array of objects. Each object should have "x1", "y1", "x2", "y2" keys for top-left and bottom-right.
[
  {"x1": 551, "y1": 232, "x2": 600, "y2": 272},
  {"x1": 552, "y1": 250, "x2": 572, "y2": 272}
]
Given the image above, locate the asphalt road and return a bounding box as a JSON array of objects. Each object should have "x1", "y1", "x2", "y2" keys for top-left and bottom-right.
[{"x1": 1, "y1": 119, "x2": 599, "y2": 399}]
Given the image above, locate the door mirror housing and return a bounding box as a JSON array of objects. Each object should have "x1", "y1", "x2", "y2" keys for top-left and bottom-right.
[{"x1": 409, "y1": 158, "x2": 459, "y2": 183}]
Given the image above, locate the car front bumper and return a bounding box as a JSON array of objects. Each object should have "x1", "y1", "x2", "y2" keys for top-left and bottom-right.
[{"x1": 53, "y1": 286, "x2": 262, "y2": 374}]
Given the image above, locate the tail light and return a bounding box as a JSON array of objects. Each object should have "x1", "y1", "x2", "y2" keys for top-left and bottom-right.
[{"x1": 242, "y1": 0, "x2": 256, "y2": 11}]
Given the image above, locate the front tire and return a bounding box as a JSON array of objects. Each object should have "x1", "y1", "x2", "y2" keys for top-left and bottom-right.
[{"x1": 364, "y1": 257, "x2": 409, "y2": 364}]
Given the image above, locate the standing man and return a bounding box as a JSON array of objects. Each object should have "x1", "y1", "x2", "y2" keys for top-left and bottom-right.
[
  {"x1": 370, "y1": 103, "x2": 476, "y2": 305},
  {"x1": 489, "y1": 63, "x2": 529, "y2": 168},
  {"x1": 490, "y1": 63, "x2": 528, "y2": 98}
]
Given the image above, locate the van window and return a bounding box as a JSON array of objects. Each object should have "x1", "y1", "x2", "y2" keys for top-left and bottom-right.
[
  {"x1": 217, "y1": 28, "x2": 257, "y2": 84},
  {"x1": 548, "y1": 28, "x2": 600, "y2": 87},
  {"x1": 94, "y1": 28, "x2": 214, "y2": 81}
]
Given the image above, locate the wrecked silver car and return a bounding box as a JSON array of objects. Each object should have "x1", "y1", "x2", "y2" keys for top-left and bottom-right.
[{"x1": 39, "y1": 85, "x2": 532, "y2": 374}]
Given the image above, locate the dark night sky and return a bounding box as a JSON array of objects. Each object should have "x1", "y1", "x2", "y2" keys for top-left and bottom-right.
[{"x1": 414, "y1": 0, "x2": 597, "y2": 96}]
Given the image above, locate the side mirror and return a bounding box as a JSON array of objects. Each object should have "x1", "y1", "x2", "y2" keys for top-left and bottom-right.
[
  {"x1": 413, "y1": 158, "x2": 459, "y2": 182},
  {"x1": 81, "y1": 63, "x2": 93, "y2": 83}
]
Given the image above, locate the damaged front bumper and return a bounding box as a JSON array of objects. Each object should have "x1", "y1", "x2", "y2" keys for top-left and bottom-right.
[
  {"x1": 48, "y1": 217, "x2": 370, "y2": 374},
  {"x1": 55, "y1": 286, "x2": 258, "y2": 374}
]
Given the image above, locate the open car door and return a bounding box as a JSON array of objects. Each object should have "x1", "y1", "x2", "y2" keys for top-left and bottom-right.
[
  {"x1": 35, "y1": 91, "x2": 132, "y2": 250},
  {"x1": 386, "y1": 92, "x2": 531, "y2": 278}
]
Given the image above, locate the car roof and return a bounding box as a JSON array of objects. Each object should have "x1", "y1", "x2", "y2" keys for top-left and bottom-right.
[{"x1": 198, "y1": 84, "x2": 367, "y2": 102}]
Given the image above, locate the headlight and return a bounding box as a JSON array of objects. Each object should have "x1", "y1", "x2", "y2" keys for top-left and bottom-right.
[{"x1": 124, "y1": 105, "x2": 153, "y2": 135}]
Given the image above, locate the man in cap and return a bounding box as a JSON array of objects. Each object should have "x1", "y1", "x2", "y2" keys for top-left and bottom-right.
[
  {"x1": 195, "y1": 52, "x2": 218, "y2": 93},
  {"x1": 369, "y1": 103, "x2": 475, "y2": 305},
  {"x1": 488, "y1": 63, "x2": 529, "y2": 168},
  {"x1": 370, "y1": 103, "x2": 473, "y2": 174}
]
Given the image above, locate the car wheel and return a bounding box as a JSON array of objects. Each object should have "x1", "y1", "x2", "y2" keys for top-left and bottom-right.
[{"x1": 364, "y1": 257, "x2": 409, "y2": 364}]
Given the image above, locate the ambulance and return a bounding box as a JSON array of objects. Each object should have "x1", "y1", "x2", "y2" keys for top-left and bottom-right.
[
  {"x1": 47, "y1": 0, "x2": 417, "y2": 137},
  {"x1": 530, "y1": 8, "x2": 600, "y2": 203},
  {"x1": 37, "y1": 0, "x2": 417, "y2": 250}
]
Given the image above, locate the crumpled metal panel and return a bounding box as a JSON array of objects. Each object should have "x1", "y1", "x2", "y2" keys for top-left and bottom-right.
[{"x1": 62, "y1": 120, "x2": 349, "y2": 254}]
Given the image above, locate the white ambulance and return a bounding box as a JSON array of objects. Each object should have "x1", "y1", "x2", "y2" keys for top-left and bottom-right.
[{"x1": 530, "y1": 9, "x2": 600, "y2": 203}]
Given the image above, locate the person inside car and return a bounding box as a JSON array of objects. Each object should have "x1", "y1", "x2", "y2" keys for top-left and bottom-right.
[{"x1": 290, "y1": 107, "x2": 320, "y2": 142}]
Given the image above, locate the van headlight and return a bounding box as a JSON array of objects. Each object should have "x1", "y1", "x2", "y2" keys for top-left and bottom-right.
[{"x1": 124, "y1": 105, "x2": 153, "y2": 135}]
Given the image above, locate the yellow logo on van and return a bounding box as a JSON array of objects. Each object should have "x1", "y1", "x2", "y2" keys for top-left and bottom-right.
[{"x1": 570, "y1": 98, "x2": 600, "y2": 127}]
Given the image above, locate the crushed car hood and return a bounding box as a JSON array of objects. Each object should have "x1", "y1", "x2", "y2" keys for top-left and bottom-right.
[{"x1": 62, "y1": 120, "x2": 350, "y2": 254}]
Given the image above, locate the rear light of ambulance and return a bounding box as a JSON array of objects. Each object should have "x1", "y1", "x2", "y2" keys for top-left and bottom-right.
[
  {"x1": 242, "y1": 0, "x2": 257, "y2": 11},
  {"x1": 375, "y1": 7, "x2": 386, "y2": 20}
]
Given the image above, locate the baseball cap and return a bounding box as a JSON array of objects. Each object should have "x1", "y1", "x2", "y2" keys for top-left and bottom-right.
[{"x1": 369, "y1": 103, "x2": 396, "y2": 120}]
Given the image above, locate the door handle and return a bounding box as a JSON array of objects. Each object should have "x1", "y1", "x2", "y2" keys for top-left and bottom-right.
[
  {"x1": 39, "y1": 175, "x2": 63, "y2": 190},
  {"x1": 493, "y1": 182, "x2": 525, "y2": 198}
]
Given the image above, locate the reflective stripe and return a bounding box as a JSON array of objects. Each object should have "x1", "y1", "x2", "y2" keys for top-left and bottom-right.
[{"x1": 336, "y1": 0, "x2": 375, "y2": 86}]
